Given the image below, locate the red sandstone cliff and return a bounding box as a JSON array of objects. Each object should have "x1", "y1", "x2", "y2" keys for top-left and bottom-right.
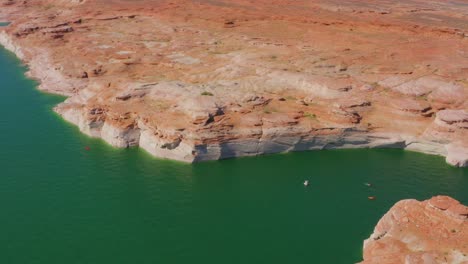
[
  {"x1": 361, "y1": 196, "x2": 468, "y2": 264},
  {"x1": 0, "y1": 0, "x2": 467, "y2": 164}
]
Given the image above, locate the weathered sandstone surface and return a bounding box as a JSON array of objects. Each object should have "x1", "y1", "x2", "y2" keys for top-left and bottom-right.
[
  {"x1": 0, "y1": 0, "x2": 467, "y2": 164},
  {"x1": 361, "y1": 196, "x2": 468, "y2": 264}
]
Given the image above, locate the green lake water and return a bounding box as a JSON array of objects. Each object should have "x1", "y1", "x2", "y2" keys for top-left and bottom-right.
[{"x1": 0, "y1": 45, "x2": 467, "y2": 264}]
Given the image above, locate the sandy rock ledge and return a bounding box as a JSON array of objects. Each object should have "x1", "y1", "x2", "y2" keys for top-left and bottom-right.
[
  {"x1": 0, "y1": 0, "x2": 467, "y2": 165},
  {"x1": 361, "y1": 196, "x2": 468, "y2": 264}
]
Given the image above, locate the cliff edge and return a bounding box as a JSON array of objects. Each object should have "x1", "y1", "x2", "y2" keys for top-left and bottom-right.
[
  {"x1": 361, "y1": 196, "x2": 468, "y2": 264},
  {"x1": 0, "y1": 0, "x2": 467, "y2": 164}
]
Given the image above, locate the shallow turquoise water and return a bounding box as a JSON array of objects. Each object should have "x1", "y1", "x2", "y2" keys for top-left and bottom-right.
[{"x1": 0, "y1": 46, "x2": 467, "y2": 264}]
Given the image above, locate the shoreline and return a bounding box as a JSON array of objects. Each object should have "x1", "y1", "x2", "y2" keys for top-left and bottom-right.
[
  {"x1": 0, "y1": 8, "x2": 466, "y2": 167},
  {"x1": 0, "y1": 30, "x2": 466, "y2": 166}
]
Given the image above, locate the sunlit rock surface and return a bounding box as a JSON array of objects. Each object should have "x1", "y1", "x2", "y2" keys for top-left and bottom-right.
[
  {"x1": 0, "y1": 0, "x2": 466, "y2": 164},
  {"x1": 361, "y1": 196, "x2": 468, "y2": 264}
]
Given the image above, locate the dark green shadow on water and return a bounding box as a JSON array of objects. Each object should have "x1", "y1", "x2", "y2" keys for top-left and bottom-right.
[{"x1": 0, "y1": 45, "x2": 467, "y2": 264}]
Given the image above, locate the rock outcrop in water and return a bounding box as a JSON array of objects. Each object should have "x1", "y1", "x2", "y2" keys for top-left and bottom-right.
[
  {"x1": 0, "y1": 0, "x2": 467, "y2": 165},
  {"x1": 361, "y1": 196, "x2": 468, "y2": 264}
]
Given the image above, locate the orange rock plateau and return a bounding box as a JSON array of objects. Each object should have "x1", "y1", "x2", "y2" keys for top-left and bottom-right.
[
  {"x1": 0, "y1": 0, "x2": 467, "y2": 165},
  {"x1": 361, "y1": 196, "x2": 468, "y2": 264}
]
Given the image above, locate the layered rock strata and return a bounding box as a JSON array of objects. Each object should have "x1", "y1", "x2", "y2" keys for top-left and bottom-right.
[{"x1": 0, "y1": 0, "x2": 467, "y2": 165}]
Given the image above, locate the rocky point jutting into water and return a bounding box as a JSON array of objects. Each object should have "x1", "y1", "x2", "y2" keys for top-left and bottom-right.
[
  {"x1": 361, "y1": 196, "x2": 468, "y2": 264},
  {"x1": 0, "y1": 0, "x2": 467, "y2": 165}
]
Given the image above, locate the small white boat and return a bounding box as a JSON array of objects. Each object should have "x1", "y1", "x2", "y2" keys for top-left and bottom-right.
[{"x1": 304, "y1": 180, "x2": 309, "y2": 187}]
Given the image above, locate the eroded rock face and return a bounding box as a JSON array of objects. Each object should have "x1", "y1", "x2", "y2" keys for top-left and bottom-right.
[
  {"x1": 0, "y1": 0, "x2": 467, "y2": 164},
  {"x1": 361, "y1": 196, "x2": 468, "y2": 264}
]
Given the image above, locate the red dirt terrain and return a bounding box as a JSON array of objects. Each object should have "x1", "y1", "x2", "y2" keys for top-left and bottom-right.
[{"x1": 0, "y1": 0, "x2": 467, "y2": 165}]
